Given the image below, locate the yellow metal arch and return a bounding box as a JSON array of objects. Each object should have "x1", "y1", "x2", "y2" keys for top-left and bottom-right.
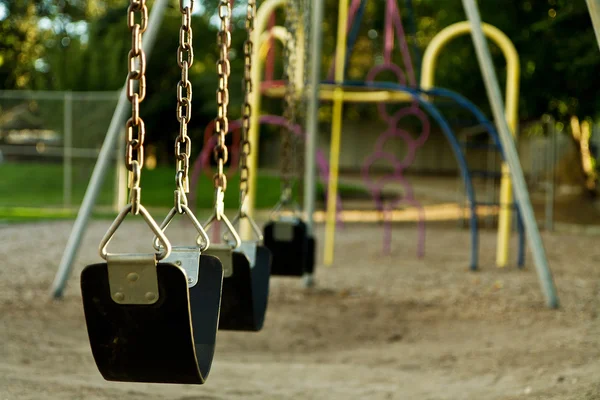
[{"x1": 420, "y1": 21, "x2": 521, "y2": 268}]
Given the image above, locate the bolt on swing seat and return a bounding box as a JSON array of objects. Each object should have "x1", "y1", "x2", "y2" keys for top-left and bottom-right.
[
  {"x1": 204, "y1": 206, "x2": 271, "y2": 332},
  {"x1": 81, "y1": 205, "x2": 223, "y2": 384}
]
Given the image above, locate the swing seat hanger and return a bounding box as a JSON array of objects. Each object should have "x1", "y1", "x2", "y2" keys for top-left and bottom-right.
[
  {"x1": 203, "y1": 187, "x2": 243, "y2": 277},
  {"x1": 204, "y1": 187, "x2": 242, "y2": 249},
  {"x1": 153, "y1": 173, "x2": 211, "y2": 252},
  {"x1": 99, "y1": 203, "x2": 171, "y2": 305},
  {"x1": 228, "y1": 192, "x2": 264, "y2": 243},
  {"x1": 226, "y1": 192, "x2": 264, "y2": 268},
  {"x1": 152, "y1": 199, "x2": 212, "y2": 288},
  {"x1": 271, "y1": 186, "x2": 303, "y2": 221}
]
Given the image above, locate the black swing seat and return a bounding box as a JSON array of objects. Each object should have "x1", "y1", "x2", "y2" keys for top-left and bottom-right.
[
  {"x1": 80, "y1": 254, "x2": 223, "y2": 384},
  {"x1": 264, "y1": 217, "x2": 315, "y2": 276},
  {"x1": 205, "y1": 243, "x2": 271, "y2": 331}
]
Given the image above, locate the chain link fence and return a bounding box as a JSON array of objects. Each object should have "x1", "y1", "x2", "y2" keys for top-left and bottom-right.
[{"x1": 0, "y1": 90, "x2": 121, "y2": 210}]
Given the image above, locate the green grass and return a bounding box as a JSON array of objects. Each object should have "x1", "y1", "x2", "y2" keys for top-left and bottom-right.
[
  {"x1": 0, "y1": 161, "x2": 368, "y2": 222},
  {"x1": 0, "y1": 162, "x2": 115, "y2": 207},
  {"x1": 0, "y1": 207, "x2": 77, "y2": 222},
  {"x1": 0, "y1": 206, "x2": 118, "y2": 223}
]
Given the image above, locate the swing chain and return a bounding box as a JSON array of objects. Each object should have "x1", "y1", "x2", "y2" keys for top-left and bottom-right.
[
  {"x1": 213, "y1": 0, "x2": 231, "y2": 206},
  {"x1": 239, "y1": 0, "x2": 255, "y2": 206},
  {"x1": 125, "y1": 0, "x2": 149, "y2": 215},
  {"x1": 97, "y1": 0, "x2": 172, "y2": 261},
  {"x1": 225, "y1": 0, "x2": 263, "y2": 242},
  {"x1": 280, "y1": 0, "x2": 298, "y2": 202},
  {"x1": 175, "y1": 0, "x2": 194, "y2": 198}
]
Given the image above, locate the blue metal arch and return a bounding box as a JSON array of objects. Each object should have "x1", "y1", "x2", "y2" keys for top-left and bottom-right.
[
  {"x1": 425, "y1": 87, "x2": 525, "y2": 268},
  {"x1": 344, "y1": 0, "x2": 368, "y2": 77},
  {"x1": 331, "y1": 80, "x2": 526, "y2": 269},
  {"x1": 325, "y1": 79, "x2": 480, "y2": 270}
]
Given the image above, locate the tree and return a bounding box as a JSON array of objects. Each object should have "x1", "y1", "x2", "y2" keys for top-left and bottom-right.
[
  {"x1": 0, "y1": 1, "x2": 47, "y2": 88},
  {"x1": 412, "y1": 0, "x2": 600, "y2": 123},
  {"x1": 314, "y1": 0, "x2": 599, "y2": 124}
]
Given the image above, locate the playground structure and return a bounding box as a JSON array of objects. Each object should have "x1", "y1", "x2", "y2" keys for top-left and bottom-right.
[
  {"x1": 245, "y1": 0, "x2": 527, "y2": 273},
  {"x1": 4, "y1": 0, "x2": 600, "y2": 396},
  {"x1": 53, "y1": 8, "x2": 600, "y2": 380},
  {"x1": 2, "y1": 0, "x2": 600, "y2": 396},
  {"x1": 186, "y1": 0, "x2": 522, "y2": 272},
  {"x1": 241, "y1": 0, "x2": 559, "y2": 307},
  {"x1": 49, "y1": 0, "x2": 563, "y2": 313}
]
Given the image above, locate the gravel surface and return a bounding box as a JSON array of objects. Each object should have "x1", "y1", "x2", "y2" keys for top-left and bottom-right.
[{"x1": 2, "y1": 218, "x2": 600, "y2": 399}]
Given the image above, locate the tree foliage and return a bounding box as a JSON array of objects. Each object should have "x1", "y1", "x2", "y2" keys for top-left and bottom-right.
[
  {"x1": 316, "y1": 0, "x2": 599, "y2": 123},
  {"x1": 0, "y1": 1, "x2": 47, "y2": 88},
  {"x1": 0, "y1": 0, "x2": 598, "y2": 151},
  {"x1": 414, "y1": 0, "x2": 600, "y2": 122}
]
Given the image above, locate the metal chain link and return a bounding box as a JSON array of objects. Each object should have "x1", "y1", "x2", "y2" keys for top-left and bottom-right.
[
  {"x1": 280, "y1": 0, "x2": 299, "y2": 201},
  {"x1": 213, "y1": 0, "x2": 232, "y2": 195},
  {"x1": 239, "y1": 0, "x2": 256, "y2": 202},
  {"x1": 175, "y1": 0, "x2": 194, "y2": 195},
  {"x1": 125, "y1": 0, "x2": 149, "y2": 215}
]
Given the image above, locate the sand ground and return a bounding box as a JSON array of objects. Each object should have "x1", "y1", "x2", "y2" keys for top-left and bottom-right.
[{"x1": 2, "y1": 215, "x2": 600, "y2": 400}]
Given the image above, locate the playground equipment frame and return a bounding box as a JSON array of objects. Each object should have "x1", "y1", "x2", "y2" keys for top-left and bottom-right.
[
  {"x1": 51, "y1": 0, "x2": 566, "y2": 308},
  {"x1": 248, "y1": 0, "x2": 558, "y2": 307}
]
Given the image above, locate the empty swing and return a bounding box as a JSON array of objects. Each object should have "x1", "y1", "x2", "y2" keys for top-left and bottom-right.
[
  {"x1": 263, "y1": 0, "x2": 316, "y2": 278},
  {"x1": 203, "y1": 0, "x2": 271, "y2": 332},
  {"x1": 80, "y1": 0, "x2": 223, "y2": 384}
]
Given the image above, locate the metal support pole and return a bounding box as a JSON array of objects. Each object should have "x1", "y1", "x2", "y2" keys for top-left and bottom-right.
[
  {"x1": 303, "y1": 0, "x2": 325, "y2": 286},
  {"x1": 587, "y1": 0, "x2": 600, "y2": 51},
  {"x1": 63, "y1": 91, "x2": 73, "y2": 208},
  {"x1": 304, "y1": 6, "x2": 323, "y2": 230},
  {"x1": 50, "y1": 0, "x2": 169, "y2": 298},
  {"x1": 462, "y1": 0, "x2": 559, "y2": 308},
  {"x1": 544, "y1": 115, "x2": 556, "y2": 232}
]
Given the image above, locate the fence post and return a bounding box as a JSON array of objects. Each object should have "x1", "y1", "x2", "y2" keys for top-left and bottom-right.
[
  {"x1": 544, "y1": 115, "x2": 556, "y2": 232},
  {"x1": 63, "y1": 91, "x2": 73, "y2": 208}
]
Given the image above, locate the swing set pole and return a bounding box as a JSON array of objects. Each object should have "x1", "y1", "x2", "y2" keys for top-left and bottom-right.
[
  {"x1": 50, "y1": 0, "x2": 170, "y2": 298},
  {"x1": 461, "y1": 0, "x2": 559, "y2": 308},
  {"x1": 587, "y1": 0, "x2": 600, "y2": 51},
  {"x1": 304, "y1": 0, "x2": 325, "y2": 234}
]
